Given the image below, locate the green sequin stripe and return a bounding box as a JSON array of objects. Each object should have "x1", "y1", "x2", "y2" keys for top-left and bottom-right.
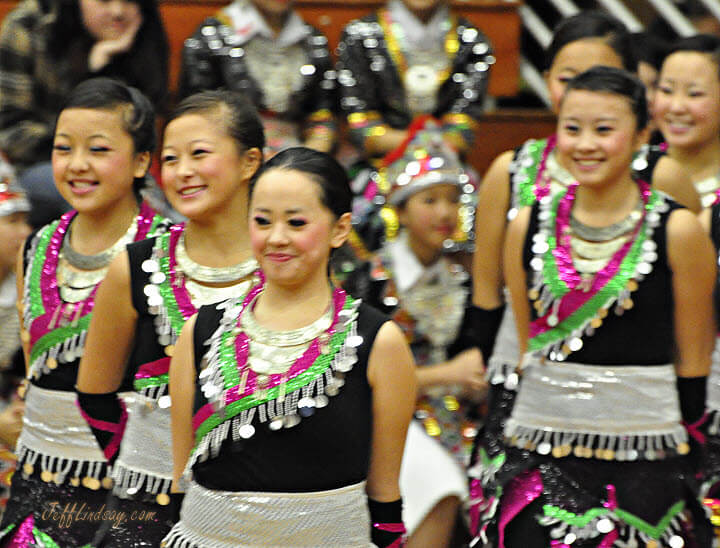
[
  {"x1": 27, "y1": 220, "x2": 61, "y2": 320},
  {"x1": 134, "y1": 373, "x2": 169, "y2": 390},
  {"x1": 543, "y1": 500, "x2": 685, "y2": 540},
  {"x1": 530, "y1": 191, "x2": 660, "y2": 351},
  {"x1": 530, "y1": 230, "x2": 647, "y2": 352},
  {"x1": 516, "y1": 139, "x2": 548, "y2": 208},
  {"x1": 479, "y1": 447, "x2": 506, "y2": 470},
  {"x1": 0, "y1": 523, "x2": 14, "y2": 538},
  {"x1": 148, "y1": 215, "x2": 164, "y2": 235},
  {"x1": 218, "y1": 295, "x2": 354, "y2": 390},
  {"x1": 154, "y1": 232, "x2": 187, "y2": 336},
  {"x1": 29, "y1": 314, "x2": 92, "y2": 365},
  {"x1": 194, "y1": 302, "x2": 355, "y2": 443}
]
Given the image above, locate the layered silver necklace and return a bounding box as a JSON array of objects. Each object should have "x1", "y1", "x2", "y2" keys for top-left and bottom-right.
[
  {"x1": 58, "y1": 217, "x2": 139, "y2": 302},
  {"x1": 569, "y1": 199, "x2": 644, "y2": 277},
  {"x1": 175, "y1": 232, "x2": 259, "y2": 284},
  {"x1": 241, "y1": 294, "x2": 335, "y2": 377}
]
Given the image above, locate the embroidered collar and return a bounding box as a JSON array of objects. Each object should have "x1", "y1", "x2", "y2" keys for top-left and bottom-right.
[
  {"x1": 378, "y1": 5, "x2": 458, "y2": 86},
  {"x1": 222, "y1": 0, "x2": 310, "y2": 48},
  {"x1": 387, "y1": 0, "x2": 451, "y2": 49}
]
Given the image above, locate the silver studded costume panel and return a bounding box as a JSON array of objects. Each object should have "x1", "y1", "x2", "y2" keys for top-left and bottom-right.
[{"x1": 163, "y1": 481, "x2": 375, "y2": 547}]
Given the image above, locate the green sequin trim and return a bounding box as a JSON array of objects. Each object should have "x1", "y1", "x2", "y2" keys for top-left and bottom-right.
[
  {"x1": 28, "y1": 314, "x2": 92, "y2": 365},
  {"x1": 479, "y1": 447, "x2": 506, "y2": 470},
  {"x1": 194, "y1": 296, "x2": 355, "y2": 444},
  {"x1": 27, "y1": 220, "x2": 61, "y2": 320},
  {"x1": 516, "y1": 139, "x2": 549, "y2": 208},
  {"x1": 155, "y1": 232, "x2": 188, "y2": 336},
  {"x1": 528, "y1": 189, "x2": 660, "y2": 352},
  {"x1": 542, "y1": 500, "x2": 685, "y2": 540},
  {"x1": 134, "y1": 373, "x2": 169, "y2": 390}
]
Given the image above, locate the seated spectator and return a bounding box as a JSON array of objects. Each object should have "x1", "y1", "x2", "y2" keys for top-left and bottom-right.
[
  {"x1": 0, "y1": 0, "x2": 169, "y2": 217},
  {"x1": 179, "y1": 0, "x2": 337, "y2": 156}
]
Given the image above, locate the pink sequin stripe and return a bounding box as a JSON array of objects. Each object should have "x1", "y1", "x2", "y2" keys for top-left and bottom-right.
[
  {"x1": 7, "y1": 515, "x2": 35, "y2": 548},
  {"x1": 533, "y1": 134, "x2": 556, "y2": 202},
  {"x1": 497, "y1": 469, "x2": 543, "y2": 548},
  {"x1": 76, "y1": 398, "x2": 128, "y2": 461},
  {"x1": 134, "y1": 201, "x2": 159, "y2": 240},
  {"x1": 374, "y1": 521, "x2": 407, "y2": 546},
  {"x1": 166, "y1": 224, "x2": 197, "y2": 321},
  {"x1": 135, "y1": 356, "x2": 171, "y2": 380},
  {"x1": 530, "y1": 181, "x2": 650, "y2": 338},
  {"x1": 39, "y1": 211, "x2": 75, "y2": 312},
  {"x1": 597, "y1": 485, "x2": 620, "y2": 547},
  {"x1": 224, "y1": 288, "x2": 347, "y2": 406},
  {"x1": 192, "y1": 282, "x2": 264, "y2": 431}
]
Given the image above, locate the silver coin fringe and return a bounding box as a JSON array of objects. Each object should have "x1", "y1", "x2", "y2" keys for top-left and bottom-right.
[
  {"x1": 15, "y1": 444, "x2": 109, "y2": 484},
  {"x1": 185, "y1": 298, "x2": 362, "y2": 475},
  {"x1": 112, "y1": 463, "x2": 172, "y2": 497},
  {"x1": 28, "y1": 329, "x2": 87, "y2": 380},
  {"x1": 540, "y1": 509, "x2": 686, "y2": 547},
  {"x1": 528, "y1": 192, "x2": 668, "y2": 362},
  {"x1": 484, "y1": 360, "x2": 519, "y2": 391},
  {"x1": 138, "y1": 382, "x2": 169, "y2": 400},
  {"x1": 504, "y1": 423, "x2": 688, "y2": 462},
  {"x1": 144, "y1": 237, "x2": 181, "y2": 347}
]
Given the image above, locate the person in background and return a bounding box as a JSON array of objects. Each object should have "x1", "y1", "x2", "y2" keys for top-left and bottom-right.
[
  {"x1": 0, "y1": 0, "x2": 169, "y2": 216},
  {"x1": 0, "y1": 78, "x2": 167, "y2": 547},
  {"x1": 179, "y1": 0, "x2": 337, "y2": 157},
  {"x1": 0, "y1": 179, "x2": 31, "y2": 517},
  {"x1": 654, "y1": 34, "x2": 720, "y2": 209},
  {"x1": 342, "y1": 133, "x2": 485, "y2": 547},
  {"x1": 336, "y1": 0, "x2": 492, "y2": 252}
]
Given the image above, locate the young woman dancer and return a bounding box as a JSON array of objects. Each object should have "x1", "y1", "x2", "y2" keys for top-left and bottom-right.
[
  {"x1": 655, "y1": 34, "x2": 720, "y2": 209},
  {"x1": 0, "y1": 77, "x2": 167, "y2": 547},
  {"x1": 76, "y1": 90, "x2": 265, "y2": 546},
  {"x1": 179, "y1": 0, "x2": 336, "y2": 155},
  {"x1": 163, "y1": 147, "x2": 417, "y2": 548},
  {"x1": 496, "y1": 65, "x2": 714, "y2": 547},
  {"x1": 467, "y1": 15, "x2": 699, "y2": 538}
]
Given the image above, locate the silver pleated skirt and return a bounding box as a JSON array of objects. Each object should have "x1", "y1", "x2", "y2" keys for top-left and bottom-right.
[{"x1": 162, "y1": 480, "x2": 376, "y2": 547}]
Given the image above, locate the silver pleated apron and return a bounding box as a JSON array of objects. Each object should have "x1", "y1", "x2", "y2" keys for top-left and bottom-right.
[
  {"x1": 162, "y1": 480, "x2": 375, "y2": 548},
  {"x1": 706, "y1": 339, "x2": 720, "y2": 434},
  {"x1": 486, "y1": 302, "x2": 520, "y2": 384},
  {"x1": 16, "y1": 384, "x2": 107, "y2": 479},
  {"x1": 505, "y1": 359, "x2": 688, "y2": 458},
  {"x1": 112, "y1": 393, "x2": 173, "y2": 496}
]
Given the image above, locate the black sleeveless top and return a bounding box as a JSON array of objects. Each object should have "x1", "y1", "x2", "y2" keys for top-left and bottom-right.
[
  {"x1": 190, "y1": 301, "x2": 388, "y2": 492},
  {"x1": 523, "y1": 197, "x2": 681, "y2": 365},
  {"x1": 123, "y1": 236, "x2": 173, "y2": 392}
]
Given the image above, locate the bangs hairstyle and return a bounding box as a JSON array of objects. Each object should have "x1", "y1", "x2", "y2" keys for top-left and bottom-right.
[
  {"x1": 56, "y1": 77, "x2": 156, "y2": 194},
  {"x1": 249, "y1": 147, "x2": 352, "y2": 219},
  {"x1": 664, "y1": 34, "x2": 720, "y2": 77},
  {"x1": 561, "y1": 66, "x2": 648, "y2": 130},
  {"x1": 166, "y1": 90, "x2": 265, "y2": 155},
  {"x1": 546, "y1": 11, "x2": 636, "y2": 72}
]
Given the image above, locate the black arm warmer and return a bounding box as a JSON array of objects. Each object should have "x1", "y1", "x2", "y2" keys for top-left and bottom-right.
[
  {"x1": 676, "y1": 376, "x2": 707, "y2": 424},
  {"x1": 368, "y1": 498, "x2": 405, "y2": 547},
  {"x1": 468, "y1": 304, "x2": 505, "y2": 361},
  {"x1": 76, "y1": 390, "x2": 127, "y2": 464}
]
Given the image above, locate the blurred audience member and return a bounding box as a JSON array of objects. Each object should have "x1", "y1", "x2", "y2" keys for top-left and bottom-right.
[{"x1": 179, "y1": 0, "x2": 337, "y2": 156}]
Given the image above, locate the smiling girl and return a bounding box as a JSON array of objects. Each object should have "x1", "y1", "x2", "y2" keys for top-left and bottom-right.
[
  {"x1": 163, "y1": 147, "x2": 416, "y2": 548},
  {"x1": 0, "y1": 77, "x2": 167, "y2": 547},
  {"x1": 76, "y1": 90, "x2": 264, "y2": 546},
  {"x1": 495, "y1": 66, "x2": 714, "y2": 547}
]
